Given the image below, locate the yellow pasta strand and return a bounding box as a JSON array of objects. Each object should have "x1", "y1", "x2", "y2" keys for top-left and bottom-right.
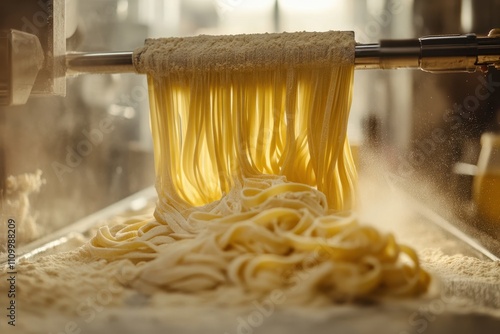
[
  {"x1": 150, "y1": 67, "x2": 356, "y2": 214},
  {"x1": 88, "y1": 32, "x2": 429, "y2": 302},
  {"x1": 89, "y1": 179, "x2": 429, "y2": 300}
]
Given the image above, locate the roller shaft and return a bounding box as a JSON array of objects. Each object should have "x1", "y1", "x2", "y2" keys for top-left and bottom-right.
[
  {"x1": 66, "y1": 52, "x2": 136, "y2": 75},
  {"x1": 355, "y1": 33, "x2": 500, "y2": 72},
  {"x1": 65, "y1": 32, "x2": 500, "y2": 75}
]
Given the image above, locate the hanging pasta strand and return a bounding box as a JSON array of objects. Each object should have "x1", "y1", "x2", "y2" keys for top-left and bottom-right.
[{"x1": 89, "y1": 31, "x2": 430, "y2": 302}]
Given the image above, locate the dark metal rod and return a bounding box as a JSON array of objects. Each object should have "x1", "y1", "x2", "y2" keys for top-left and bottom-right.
[
  {"x1": 66, "y1": 52, "x2": 135, "y2": 75},
  {"x1": 65, "y1": 48, "x2": 399, "y2": 73},
  {"x1": 65, "y1": 34, "x2": 500, "y2": 74}
]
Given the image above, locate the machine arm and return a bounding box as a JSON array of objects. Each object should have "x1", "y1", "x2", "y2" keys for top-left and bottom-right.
[{"x1": 4, "y1": 29, "x2": 500, "y2": 105}]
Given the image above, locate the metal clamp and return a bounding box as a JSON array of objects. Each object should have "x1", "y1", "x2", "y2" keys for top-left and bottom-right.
[
  {"x1": 355, "y1": 29, "x2": 500, "y2": 73},
  {"x1": 0, "y1": 29, "x2": 44, "y2": 106}
]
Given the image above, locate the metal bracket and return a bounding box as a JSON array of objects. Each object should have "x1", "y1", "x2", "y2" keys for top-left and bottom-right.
[
  {"x1": 0, "y1": 29, "x2": 45, "y2": 105},
  {"x1": 0, "y1": 0, "x2": 65, "y2": 105}
]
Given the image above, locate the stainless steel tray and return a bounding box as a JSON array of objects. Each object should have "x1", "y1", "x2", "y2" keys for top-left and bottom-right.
[
  {"x1": 4, "y1": 183, "x2": 499, "y2": 264},
  {"x1": 1, "y1": 186, "x2": 156, "y2": 264}
]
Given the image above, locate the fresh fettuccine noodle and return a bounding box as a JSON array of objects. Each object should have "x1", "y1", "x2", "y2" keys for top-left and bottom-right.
[
  {"x1": 89, "y1": 31, "x2": 430, "y2": 302},
  {"x1": 149, "y1": 66, "x2": 356, "y2": 212},
  {"x1": 90, "y1": 178, "x2": 429, "y2": 300}
]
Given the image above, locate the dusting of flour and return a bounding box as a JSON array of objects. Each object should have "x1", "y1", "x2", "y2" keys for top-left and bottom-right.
[
  {"x1": 133, "y1": 31, "x2": 354, "y2": 75},
  {"x1": 421, "y1": 248, "x2": 500, "y2": 309},
  {"x1": 2, "y1": 191, "x2": 500, "y2": 333},
  {"x1": 0, "y1": 170, "x2": 45, "y2": 250}
]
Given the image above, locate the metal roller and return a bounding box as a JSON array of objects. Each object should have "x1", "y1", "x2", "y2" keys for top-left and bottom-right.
[
  {"x1": 65, "y1": 29, "x2": 500, "y2": 75},
  {"x1": 4, "y1": 30, "x2": 500, "y2": 106}
]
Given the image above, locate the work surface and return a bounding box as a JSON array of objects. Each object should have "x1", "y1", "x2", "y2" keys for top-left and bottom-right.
[
  {"x1": 13, "y1": 289, "x2": 500, "y2": 334},
  {"x1": 13, "y1": 303, "x2": 500, "y2": 334},
  {"x1": 4, "y1": 178, "x2": 500, "y2": 334}
]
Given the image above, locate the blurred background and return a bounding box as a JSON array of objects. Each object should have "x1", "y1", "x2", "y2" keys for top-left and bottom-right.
[{"x1": 1, "y1": 0, "x2": 500, "y2": 245}]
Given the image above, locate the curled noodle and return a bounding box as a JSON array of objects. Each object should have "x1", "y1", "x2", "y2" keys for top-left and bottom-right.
[
  {"x1": 89, "y1": 31, "x2": 430, "y2": 303},
  {"x1": 89, "y1": 178, "x2": 430, "y2": 301}
]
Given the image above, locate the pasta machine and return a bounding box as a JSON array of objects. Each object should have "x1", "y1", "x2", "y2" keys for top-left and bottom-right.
[
  {"x1": 1, "y1": 0, "x2": 500, "y2": 260},
  {"x1": 3, "y1": 1, "x2": 500, "y2": 105},
  {"x1": 63, "y1": 29, "x2": 500, "y2": 75}
]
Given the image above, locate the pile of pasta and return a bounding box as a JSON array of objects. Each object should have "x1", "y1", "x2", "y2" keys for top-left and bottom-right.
[
  {"x1": 90, "y1": 177, "x2": 429, "y2": 301},
  {"x1": 89, "y1": 31, "x2": 430, "y2": 302}
]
